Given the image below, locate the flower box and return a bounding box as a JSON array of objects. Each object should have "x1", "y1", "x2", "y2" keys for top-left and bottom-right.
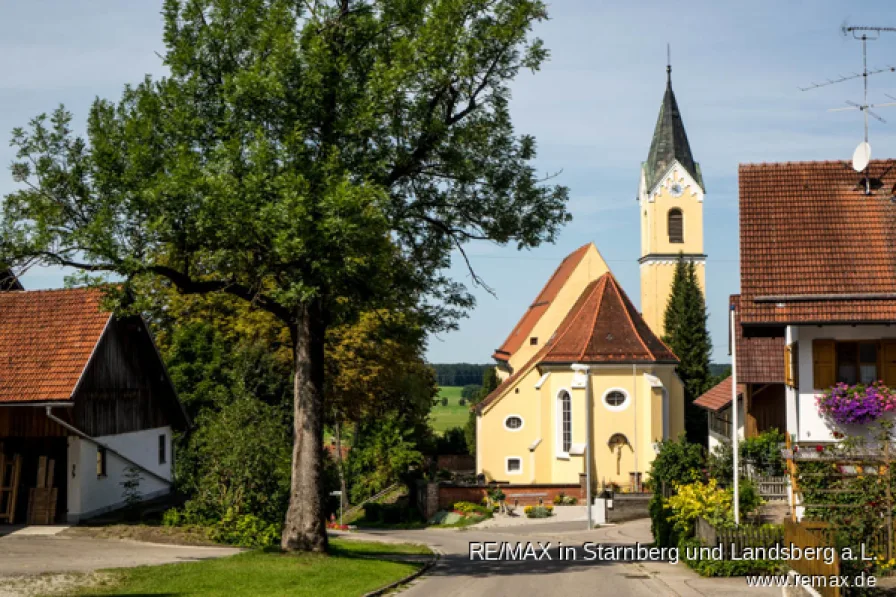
[{"x1": 816, "y1": 382, "x2": 896, "y2": 425}]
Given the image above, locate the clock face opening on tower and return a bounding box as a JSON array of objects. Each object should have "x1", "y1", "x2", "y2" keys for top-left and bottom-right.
[{"x1": 670, "y1": 183, "x2": 683, "y2": 197}]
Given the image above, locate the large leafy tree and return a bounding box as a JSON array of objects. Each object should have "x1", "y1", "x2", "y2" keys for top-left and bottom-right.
[
  {"x1": 1, "y1": 0, "x2": 569, "y2": 551},
  {"x1": 662, "y1": 256, "x2": 713, "y2": 443}
]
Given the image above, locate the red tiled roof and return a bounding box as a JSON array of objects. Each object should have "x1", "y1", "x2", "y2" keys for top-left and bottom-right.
[
  {"x1": 0, "y1": 288, "x2": 111, "y2": 403},
  {"x1": 739, "y1": 160, "x2": 896, "y2": 324},
  {"x1": 479, "y1": 273, "x2": 677, "y2": 411},
  {"x1": 731, "y1": 295, "x2": 784, "y2": 384},
  {"x1": 540, "y1": 273, "x2": 678, "y2": 364},
  {"x1": 694, "y1": 376, "x2": 745, "y2": 412},
  {"x1": 492, "y1": 243, "x2": 591, "y2": 361}
]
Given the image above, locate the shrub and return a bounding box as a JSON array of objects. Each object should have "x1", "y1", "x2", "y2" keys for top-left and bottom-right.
[
  {"x1": 461, "y1": 385, "x2": 481, "y2": 400},
  {"x1": 666, "y1": 479, "x2": 734, "y2": 537},
  {"x1": 458, "y1": 398, "x2": 466, "y2": 406},
  {"x1": 524, "y1": 505, "x2": 554, "y2": 518},
  {"x1": 647, "y1": 435, "x2": 705, "y2": 547},
  {"x1": 441, "y1": 397, "x2": 448, "y2": 407},
  {"x1": 452, "y1": 501, "x2": 488, "y2": 515},
  {"x1": 207, "y1": 508, "x2": 282, "y2": 548},
  {"x1": 738, "y1": 478, "x2": 763, "y2": 517},
  {"x1": 679, "y1": 537, "x2": 781, "y2": 577}
]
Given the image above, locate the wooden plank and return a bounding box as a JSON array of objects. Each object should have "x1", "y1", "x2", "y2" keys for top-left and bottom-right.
[
  {"x1": 7, "y1": 456, "x2": 21, "y2": 522},
  {"x1": 36, "y1": 456, "x2": 47, "y2": 489},
  {"x1": 45, "y1": 459, "x2": 55, "y2": 489}
]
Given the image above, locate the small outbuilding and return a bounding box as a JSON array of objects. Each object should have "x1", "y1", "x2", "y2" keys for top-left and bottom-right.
[{"x1": 0, "y1": 286, "x2": 188, "y2": 523}]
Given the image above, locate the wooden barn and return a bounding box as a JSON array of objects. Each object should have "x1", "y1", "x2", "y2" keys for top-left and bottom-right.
[{"x1": 0, "y1": 286, "x2": 188, "y2": 524}]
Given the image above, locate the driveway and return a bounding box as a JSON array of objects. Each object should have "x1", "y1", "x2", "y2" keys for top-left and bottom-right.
[
  {"x1": 342, "y1": 519, "x2": 781, "y2": 597},
  {"x1": 0, "y1": 532, "x2": 242, "y2": 577}
]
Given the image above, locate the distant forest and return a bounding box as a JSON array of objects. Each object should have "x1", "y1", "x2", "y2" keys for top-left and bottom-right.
[
  {"x1": 431, "y1": 362, "x2": 733, "y2": 387},
  {"x1": 431, "y1": 363, "x2": 492, "y2": 386}
]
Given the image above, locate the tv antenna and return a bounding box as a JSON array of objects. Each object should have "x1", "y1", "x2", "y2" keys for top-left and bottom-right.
[{"x1": 802, "y1": 25, "x2": 896, "y2": 194}]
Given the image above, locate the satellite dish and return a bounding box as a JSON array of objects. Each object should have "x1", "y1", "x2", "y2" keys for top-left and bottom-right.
[{"x1": 852, "y1": 141, "x2": 872, "y2": 172}]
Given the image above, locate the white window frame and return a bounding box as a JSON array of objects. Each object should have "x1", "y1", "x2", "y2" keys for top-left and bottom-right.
[
  {"x1": 556, "y1": 388, "x2": 572, "y2": 459},
  {"x1": 505, "y1": 456, "x2": 523, "y2": 476},
  {"x1": 503, "y1": 414, "x2": 524, "y2": 432},
  {"x1": 602, "y1": 387, "x2": 630, "y2": 412}
]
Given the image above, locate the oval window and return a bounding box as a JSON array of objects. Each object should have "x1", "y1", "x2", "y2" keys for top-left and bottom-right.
[
  {"x1": 504, "y1": 415, "x2": 523, "y2": 431},
  {"x1": 604, "y1": 390, "x2": 628, "y2": 410}
]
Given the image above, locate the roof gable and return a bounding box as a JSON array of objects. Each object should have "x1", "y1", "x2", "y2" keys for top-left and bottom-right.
[
  {"x1": 479, "y1": 273, "x2": 677, "y2": 412},
  {"x1": 739, "y1": 160, "x2": 896, "y2": 324},
  {"x1": 644, "y1": 71, "x2": 703, "y2": 194},
  {"x1": 694, "y1": 376, "x2": 741, "y2": 412},
  {"x1": 0, "y1": 288, "x2": 111, "y2": 403},
  {"x1": 492, "y1": 243, "x2": 592, "y2": 361}
]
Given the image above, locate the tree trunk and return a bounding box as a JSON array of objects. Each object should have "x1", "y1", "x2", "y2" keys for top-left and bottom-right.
[{"x1": 282, "y1": 300, "x2": 328, "y2": 552}]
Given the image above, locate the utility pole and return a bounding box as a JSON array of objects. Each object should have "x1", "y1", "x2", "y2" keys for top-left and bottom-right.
[{"x1": 731, "y1": 304, "x2": 740, "y2": 526}]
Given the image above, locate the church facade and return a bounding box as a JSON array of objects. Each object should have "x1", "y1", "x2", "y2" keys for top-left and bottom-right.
[{"x1": 475, "y1": 66, "x2": 702, "y2": 488}]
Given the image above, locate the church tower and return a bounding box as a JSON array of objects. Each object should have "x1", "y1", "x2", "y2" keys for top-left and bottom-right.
[{"x1": 639, "y1": 62, "x2": 705, "y2": 337}]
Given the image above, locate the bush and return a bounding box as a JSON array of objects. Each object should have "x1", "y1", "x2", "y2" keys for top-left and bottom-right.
[
  {"x1": 648, "y1": 435, "x2": 706, "y2": 547},
  {"x1": 667, "y1": 479, "x2": 734, "y2": 536},
  {"x1": 452, "y1": 501, "x2": 490, "y2": 516},
  {"x1": 363, "y1": 502, "x2": 415, "y2": 524},
  {"x1": 738, "y1": 478, "x2": 763, "y2": 517},
  {"x1": 524, "y1": 505, "x2": 554, "y2": 518},
  {"x1": 435, "y1": 426, "x2": 468, "y2": 455},
  {"x1": 679, "y1": 537, "x2": 781, "y2": 577},
  {"x1": 441, "y1": 397, "x2": 448, "y2": 406},
  {"x1": 208, "y1": 508, "x2": 282, "y2": 548},
  {"x1": 552, "y1": 493, "x2": 578, "y2": 505},
  {"x1": 461, "y1": 385, "x2": 481, "y2": 400},
  {"x1": 458, "y1": 398, "x2": 466, "y2": 406},
  {"x1": 649, "y1": 493, "x2": 677, "y2": 548}
]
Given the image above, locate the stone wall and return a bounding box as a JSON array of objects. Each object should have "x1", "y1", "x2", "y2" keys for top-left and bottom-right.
[{"x1": 606, "y1": 494, "x2": 651, "y2": 523}]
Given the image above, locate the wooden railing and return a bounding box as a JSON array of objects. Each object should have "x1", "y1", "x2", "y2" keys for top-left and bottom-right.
[
  {"x1": 754, "y1": 475, "x2": 788, "y2": 501},
  {"x1": 783, "y1": 519, "x2": 840, "y2": 597}
]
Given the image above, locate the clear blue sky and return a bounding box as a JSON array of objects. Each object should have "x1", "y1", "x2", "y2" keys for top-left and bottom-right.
[{"x1": 2, "y1": 1, "x2": 896, "y2": 365}]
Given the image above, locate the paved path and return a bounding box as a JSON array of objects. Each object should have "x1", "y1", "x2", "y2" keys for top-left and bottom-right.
[
  {"x1": 0, "y1": 533, "x2": 242, "y2": 576},
  {"x1": 343, "y1": 519, "x2": 780, "y2": 597}
]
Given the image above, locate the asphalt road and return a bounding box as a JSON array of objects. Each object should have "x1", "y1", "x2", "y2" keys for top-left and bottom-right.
[{"x1": 351, "y1": 519, "x2": 781, "y2": 597}]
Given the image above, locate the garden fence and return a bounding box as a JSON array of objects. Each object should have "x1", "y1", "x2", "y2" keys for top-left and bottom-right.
[{"x1": 695, "y1": 517, "x2": 783, "y2": 559}]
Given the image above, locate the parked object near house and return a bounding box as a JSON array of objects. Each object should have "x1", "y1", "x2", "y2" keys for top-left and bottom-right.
[{"x1": 0, "y1": 286, "x2": 188, "y2": 523}]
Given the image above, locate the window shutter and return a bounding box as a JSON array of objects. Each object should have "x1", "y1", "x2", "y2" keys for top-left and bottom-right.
[
  {"x1": 881, "y1": 340, "x2": 896, "y2": 386},
  {"x1": 792, "y1": 342, "x2": 799, "y2": 389},
  {"x1": 812, "y1": 339, "x2": 836, "y2": 390},
  {"x1": 784, "y1": 344, "x2": 793, "y2": 387}
]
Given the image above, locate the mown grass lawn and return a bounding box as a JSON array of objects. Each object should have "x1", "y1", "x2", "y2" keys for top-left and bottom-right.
[
  {"x1": 430, "y1": 386, "x2": 469, "y2": 434},
  {"x1": 68, "y1": 539, "x2": 431, "y2": 597}
]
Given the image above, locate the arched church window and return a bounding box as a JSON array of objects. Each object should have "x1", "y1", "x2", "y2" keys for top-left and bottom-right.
[
  {"x1": 557, "y1": 390, "x2": 571, "y2": 455},
  {"x1": 668, "y1": 209, "x2": 684, "y2": 243}
]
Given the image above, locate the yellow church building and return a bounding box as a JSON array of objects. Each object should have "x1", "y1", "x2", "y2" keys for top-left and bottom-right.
[{"x1": 476, "y1": 65, "x2": 703, "y2": 488}]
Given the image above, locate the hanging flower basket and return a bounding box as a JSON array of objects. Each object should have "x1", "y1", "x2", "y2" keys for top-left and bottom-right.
[{"x1": 816, "y1": 382, "x2": 896, "y2": 425}]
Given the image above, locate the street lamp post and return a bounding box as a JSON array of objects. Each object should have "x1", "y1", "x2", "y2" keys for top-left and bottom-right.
[{"x1": 572, "y1": 363, "x2": 593, "y2": 529}]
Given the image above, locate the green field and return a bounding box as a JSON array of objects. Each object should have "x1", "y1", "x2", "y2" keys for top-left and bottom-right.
[{"x1": 430, "y1": 386, "x2": 470, "y2": 434}]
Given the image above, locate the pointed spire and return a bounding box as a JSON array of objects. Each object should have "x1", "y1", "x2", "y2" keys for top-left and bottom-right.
[{"x1": 644, "y1": 58, "x2": 704, "y2": 193}]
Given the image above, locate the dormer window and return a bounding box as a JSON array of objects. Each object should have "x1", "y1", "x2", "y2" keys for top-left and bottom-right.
[
  {"x1": 668, "y1": 209, "x2": 683, "y2": 243},
  {"x1": 530, "y1": 337, "x2": 538, "y2": 346}
]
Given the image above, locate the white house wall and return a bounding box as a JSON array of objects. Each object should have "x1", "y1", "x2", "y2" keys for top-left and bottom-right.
[
  {"x1": 66, "y1": 426, "x2": 173, "y2": 522},
  {"x1": 793, "y1": 324, "x2": 895, "y2": 442}
]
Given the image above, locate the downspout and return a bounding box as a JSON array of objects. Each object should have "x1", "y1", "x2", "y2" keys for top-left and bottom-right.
[{"x1": 45, "y1": 406, "x2": 171, "y2": 486}]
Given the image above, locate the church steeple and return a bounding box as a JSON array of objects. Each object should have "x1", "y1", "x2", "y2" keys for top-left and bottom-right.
[{"x1": 644, "y1": 64, "x2": 703, "y2": 193}]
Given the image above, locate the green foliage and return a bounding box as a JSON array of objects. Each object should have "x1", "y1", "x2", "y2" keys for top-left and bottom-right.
[
  {"x1": 452, "y1": 501, "x2": 489, "y2": 516},
  {"x1": 648, "y1": 435, "x2": 706, "y2": 547},
  {"x1": 662, "y1": 256, "x2": 713, "y2": 442},
  {"x1": 346, "y1": 420, "x2": 423, "y2": 504},
  {"x1": 524, "y1": 505, "x2": 554, "y2": 518},
  {"x1": 208, "y1": 509, "x2": 282, "y2": 548},
  {"x1": 435, "y1": 426, "x2": 468, "y2": 455},
  {"x1": 740, "y1": 429, "x2": 786, "y2": 475},
  {"x1": 706, "y1": 442, "x2": 734, "y2": 486},
  {"x1": 667, "y1": 479, "x2": 734, "y2": 536},
  {"x1": 2, "y1": 0, "x2": 570, "y2": 551},
  {"x1": 738, "y1": 478, "x2": 762, "y2": 516},
  {"x1": 461, "y1": 385, "x2": 481, "y2": 400},
  {"x1": 648, "y1": 435, "x2": 706, "y2": 490},
  {"x1": 431, "y1": 364, "x2": 492, "y2": 387},
  {"x1": 178, "y1": 398, "x2": 292, "y2": 525},
  {"x1": 678, "y1": 537, "x2": 782, "y2": 577},
  {"x1": 362, "y1": 503, "x2": 417, "y2": 525},
  {"x1": 465, "y1": 367, "x2": 499, "y2": 454}
]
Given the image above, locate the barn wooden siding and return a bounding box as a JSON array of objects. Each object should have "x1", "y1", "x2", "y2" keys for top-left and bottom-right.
[
  {"x1": 0, "y1": 408, "x2": 68, "y2": 437},
  {"x1": 72, "y1": 317, "x2": 179, "y2": 437}
]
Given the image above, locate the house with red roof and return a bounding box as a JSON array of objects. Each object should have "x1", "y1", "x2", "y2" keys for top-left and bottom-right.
[
  {"x1": 0, "y1": 282, "x2": 188, "y2": 523},
  {"x1": 696, "y1": 159, "x2": 896, "y2": 448}
]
